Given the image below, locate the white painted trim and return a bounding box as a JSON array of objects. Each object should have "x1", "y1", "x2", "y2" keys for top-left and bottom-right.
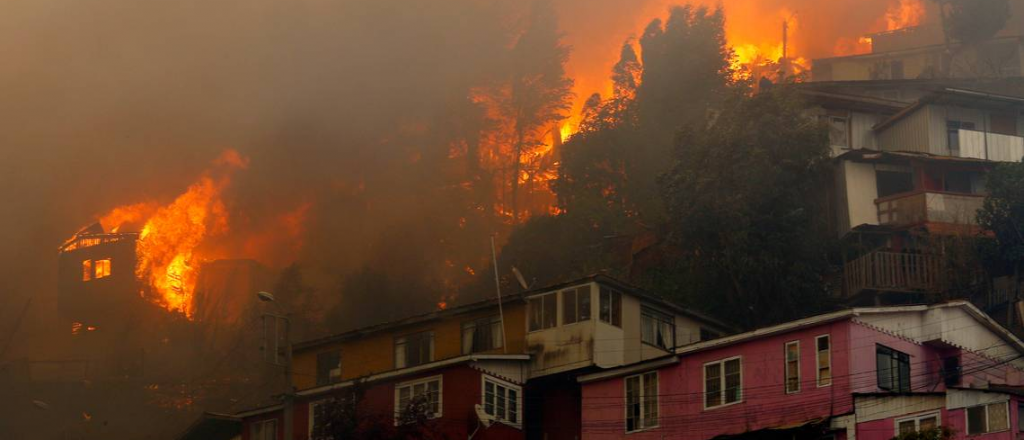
[
  {"x1": 816, "y1": 334, "x2": 832, "y2": 388},
  {"x1": 296, "y1": 354, "x2": 529, "y2": 398},
  {"x1": 624, "y1": 371, "x2": 660, "y2": 434},
  {"x1": 785, "y1": 340, "x2": 801, "y2": 394},
  {"x1": 702, "y1": 356, "x2": 743, "y2": 411},
  {"x1": 893, "y1": 411, "x2": 941, "y2": 437},
  {"x1": 526, "y1": 291, "x2": 558, "y2": 333},
  {"x1": 578, "y1": 356, "x2": 678, "y2": 384},
  {"x1": 394, "y1": 374, "x2": 443, "y2": 425},
  {"x1": 480, "y1": 374, "x2": 523, "y2": 429},
  {"x1": 965, "y1": 401, "x2": 1011, "y2": 435}
]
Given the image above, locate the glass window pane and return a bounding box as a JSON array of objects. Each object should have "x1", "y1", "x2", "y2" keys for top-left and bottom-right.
[
  {"x1": 509, "y1": 389, "x2": 518, "y2": 423},
  {"x1": 724, "y1": 359, "x2": 741, "y2": 403},
  {"x1": 919, "y1": 416, "x2": 937, "y2": 431},
  {"x1": 989, "y1": 402, "x2": 1009, "y2": 432},
  {"x1": 563, "y1": 289, "x2": 577, "y2": 325},
  {"x1": 612, "y1": 291, "x2": 622, "y2": 327},
  {"x1": 579, "y1": 287, "x2": 591, "y2": 321},
  {"x1": 898, "y1": 420, "x2": 916, "y2": 435},
  {"x1": 600, "y1": 289, "x2": 611, "y2": 323},
  {"x1": 626, "y1": 376, "x2": 639, "y2": 431},
  {"x1": 543, "y1": 294, "x2": 557, "y2": 329},
  {"x1": 705, "y1": 364, "x2": 721, "y2": 407},
  {"x1": 528, "y1": 297, "x2": 542, "y2": 331},
  {"x1": 968, "y1": 406, "x2": 986, "y2": 435}
]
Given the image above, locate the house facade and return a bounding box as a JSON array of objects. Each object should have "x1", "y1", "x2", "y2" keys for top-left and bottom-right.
[
  {"x1": 178, "y1": 275, "x2": 732, "y2": 440},
  {"x1": 578, "y1": 302, "x2": 1024, "y2": 440}
]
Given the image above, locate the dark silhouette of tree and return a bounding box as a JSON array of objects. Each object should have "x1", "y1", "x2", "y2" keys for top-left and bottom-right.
[
  {"x1": 657, "y1": 88, "x2": 835, "y2": 328},
  {"x1": 476, "y1": 0, "x2": 573, "y2": 224},
  {"x1": 310, "y1": 381, "x2": 447, "y2": 440},
  {"x1": 978, "y1": 161, "x2": 1024, "y2": 299},
  {"x1": 935, "y1": 0, "x2": 1011, "y2": 45}
]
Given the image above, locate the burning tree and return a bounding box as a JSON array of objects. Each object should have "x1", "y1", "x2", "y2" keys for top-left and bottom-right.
[{"x1": 475, "y1": 0, "x2": 573, "y2": 224}]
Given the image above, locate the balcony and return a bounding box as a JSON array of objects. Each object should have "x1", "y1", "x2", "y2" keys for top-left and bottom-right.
[
  {"x1": 957, "y1": 129, "x2": 1024, "y2": 162},
  {"x1": 843, "y1": 251, "x2": 943, "y2": 297},
  {"x1": 876, "y1": 191, "x2": 985, "y2": 227}
]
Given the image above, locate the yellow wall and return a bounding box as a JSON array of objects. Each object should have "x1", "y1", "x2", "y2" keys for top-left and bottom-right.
[{"x1": 292, "y1": 302, "x2": 526, "y2": 390}]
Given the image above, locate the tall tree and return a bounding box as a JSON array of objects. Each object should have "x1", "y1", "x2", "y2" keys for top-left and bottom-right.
[
  {"x1": 657, "y1": 88, "x2": 835, "y2": 328},
  {"x1": 978, "y1": 161, "x2": 1024, "y2": 296},
  {"x1": 477, "y1": 0, "x2": 573, "y2": 223}
]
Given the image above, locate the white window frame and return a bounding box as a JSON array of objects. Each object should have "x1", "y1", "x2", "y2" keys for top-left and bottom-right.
[
  {"x1": 561, "y1": 286, "x2": 591, "y2": 326},
  {"x1": 308, "y1": 399, "x2": 325, "y2": 440},
  {"x1": 599, "y1": 287, "x2": 622, "y2": 328},
  {"x1": 784, "y1": 340, "x2": 800, "y2": 394},
  {"x1": 893, "y1": 411, "x2": 941, "y2": 437},
  {"x1": 640, "y1": 306, "x2": 675, "y2": 351},
  {"x1": 816, "y1": 334, "x2": 832, "y2": 388},
  {"x1": 703, "y1": 356, "x2": 743, "y2": 410},
  {"x1": 394, "y1": 375, "x2": 443, "y2": 424},
  {"x1": 480, "y1": 375, "x2": 522, "y2": 428},
  {"x1": 624, "y1": 371, "x2": 659, "y2": 433},
  {"x1": 251, "y1": 418, "x2": 278, "y2": 440},
  {"x1": 527, "y1": 292, "x2": 557, "y2": 332},
  {"x1": 966, "y1": 401, "x2": 1010, "y2": 435}
]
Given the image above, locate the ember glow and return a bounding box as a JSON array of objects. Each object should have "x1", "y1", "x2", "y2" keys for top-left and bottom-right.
[{"x1": 885, "y1": 0, "x2": 925, "y2": 31}]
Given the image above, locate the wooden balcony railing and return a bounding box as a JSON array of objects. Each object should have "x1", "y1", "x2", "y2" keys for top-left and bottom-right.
[
  {"x1": 876, "y1": 191, "x2": 985, "y2": 227},
  {"x1": 843, "y1": 251, "x2": 943, "y2": 297}
]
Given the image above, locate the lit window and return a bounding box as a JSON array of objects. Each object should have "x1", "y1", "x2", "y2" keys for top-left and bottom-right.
[
  {"x1": 395, "y1": 376, "x2": 442, "y2": 423},
  {"x1": 967, "y1": 402, "x2": 1009, "y2": 435},
  {"x1": 895, "y1": 412, "x2": 939, "y2": 436},
  {"x1": 483, "y1": 376, "x2": 521, "y2": 426},
  {"x1": 315, "y1": 351, "x2": 342, "y2": 386},
  {"x1": 527, "y1": 293, "x2": 557, "y2": 331},
  {"x1": 250, "y1": 419, "x2": 278, "y2": 440},
  {"x1": 816, "y1": 335, "x2": 831, "y2": 387},
  {"x1": 462, "y1": 315, "x2": 503, "y2": 354},
  {"x1": 704, "y1": 357, "x2": 742, "y2": 409},
  {"x1": 599, "y1": 287, "x2": 622, "y2": 327},
  {"x1": 785, "y1": 341, "x2": 800, "y2": 394},
  {"x1": 82, "y1": 260, "x2": 92, "y2": 281},
  {"x1": 394, "y1": 331, "x2": 434, "y2": 369},
  {"x1": 562, "y1": 286, "x2": 591, "y2": 325},
  {"x1": 625, "y1": 371, "x2": 658, "y2": 432},
  {"x1": 94, "y1": 259, "x2": 111, "y2": 279},
  {"x1": 641, "y1": 307, "x2": 675, "y2": 350}
]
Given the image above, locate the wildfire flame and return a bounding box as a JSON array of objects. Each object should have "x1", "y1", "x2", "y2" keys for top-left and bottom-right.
[{"x1": 885, "y1": 0, "x2": 925, "y2": 31}]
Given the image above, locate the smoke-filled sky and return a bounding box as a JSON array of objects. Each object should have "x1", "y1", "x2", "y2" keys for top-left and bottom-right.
[{"x1": 0, "y1": 0, "x2": 930, "y2": 344}]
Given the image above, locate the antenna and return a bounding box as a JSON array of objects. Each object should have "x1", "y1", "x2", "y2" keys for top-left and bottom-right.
[
  {"x1": 512, "y1": 266, "x2": 530, "y2": 290},
  {"x1": 490, "y1": 235, "x2": 508, "y2": 354}
]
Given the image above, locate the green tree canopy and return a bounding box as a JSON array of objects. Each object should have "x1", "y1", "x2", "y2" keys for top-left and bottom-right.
[{"x1": 656, "y1": 88, "x2": 835, "y2": 327}]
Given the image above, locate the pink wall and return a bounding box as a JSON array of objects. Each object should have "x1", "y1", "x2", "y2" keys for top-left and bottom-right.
[{"x1": 581, "y1": 320, "x2": 854, "y2": 439}]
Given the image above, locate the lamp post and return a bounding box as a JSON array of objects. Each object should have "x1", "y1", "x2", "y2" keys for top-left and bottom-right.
[{"x1": 257, "y1": 291, "x2": 293, "y2": 440}]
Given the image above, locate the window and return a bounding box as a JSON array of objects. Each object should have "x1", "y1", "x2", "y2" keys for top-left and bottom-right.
[
  {"x1": 947, "y1": 120, "x2": 977, "y2": 155},
  {"x1": 599, "y1": 287, "x2": 622, "y2": 327},
  {"x1": 876, "y1": 345, "x2": 910, "y2": 392},
  {"x1": 876, "y1": 170, "x2": 914, "y2": 198},
  {"x1": 1017, "y1": 403, "x2": 1024, "y2": 433},
  {"x1": 251, "y1": 419, "x2": 278, "y2": 440},
  {"x1": 482, "y1": 376, "x2": 521, "y2": 426},
  {"x1": 641, "y1": 307, "x2": 675, "y2": 350},
  {"x1": 704, "y1": 357, "x2": 741, "y2": 409},
  {"x1": 462, "y1": 315, "x2": 503, "y2": 354},
  {"x1": 94, "y1": 258, "x2": 111, "y2": 279},
  {"x1": 785, "y1": 341, "x2": 800, "y2": 393},
  {"x1": 562, "y1": 287, "x2": 591, "y2": 325},
  {"x1": 700, "y1": 327, "x2": 721, "y2": 342},
  {"x1": 316, "y1": 350, "x2": 342, "y2": 386},
  {"x1": 625, "y1": 372, "x2": 658, "y2": 432},
  {"x1": 967, "y1": 402, "x2": 1009, "y2": 435},
  {"x1": 895, "y1": 412, "x2": 939, "y2": 436},
  {"x1": 942, "y1": 356, "x2": 961, "y2": 387},
  {"x1": 816, "y1": 335, "x2": 831, "y2": 387},
  {"x1": 395, "y1": 376, "x2": 442, "y2": 423},
  {"x1": 394, "y1": 331, "x2": 434, "y2": 369},
  {"x1": 82, "y1": 260, "x2": 92, "y2": 281},
  {"x1": 527, "y1": 293, "x2": 557, "y2": 331},
  {"x1": 827, "y1": 115, "x2": 849, "y2": 148},
  {"x1": 309, "y1": 400, "x2": 327, "y2": 440}
]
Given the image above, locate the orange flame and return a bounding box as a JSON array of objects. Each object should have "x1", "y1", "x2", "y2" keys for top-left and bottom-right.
[{"x1": 885, "y1": 0, "x2": 925, "y2": 31}]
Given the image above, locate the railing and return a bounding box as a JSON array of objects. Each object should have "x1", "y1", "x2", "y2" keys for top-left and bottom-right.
[
  {"x1": 876, "y1": 191, "x2": 985, "y2": 227},
  {"x1": 843, "y1": 251, "x2": 943, "y2": 297},
  {"x1": 958, "y1": 129, "x2": 1024, "y2": 162}
]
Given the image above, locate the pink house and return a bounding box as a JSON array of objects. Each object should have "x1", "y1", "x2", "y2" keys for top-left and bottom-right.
[{"x1": 578, "y1": 302, "x2": 1024, "y2": 440}]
